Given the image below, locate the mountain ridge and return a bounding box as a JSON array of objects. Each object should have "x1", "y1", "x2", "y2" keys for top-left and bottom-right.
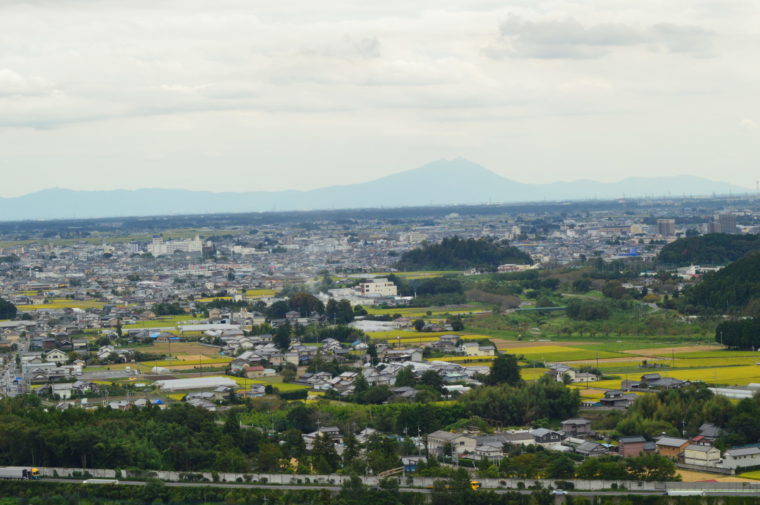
[{"x1": 0, "y1": 159, "x2": 751, "y2": 221}]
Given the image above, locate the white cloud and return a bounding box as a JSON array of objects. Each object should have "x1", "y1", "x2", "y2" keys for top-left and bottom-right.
[{"x1": 0, "y1": 0, "x2": 758, "y2": 196}]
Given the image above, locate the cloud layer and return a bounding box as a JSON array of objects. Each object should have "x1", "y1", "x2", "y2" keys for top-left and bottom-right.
[{"x1": 0, "y1": 0, "x2": 758, "y2": 196}]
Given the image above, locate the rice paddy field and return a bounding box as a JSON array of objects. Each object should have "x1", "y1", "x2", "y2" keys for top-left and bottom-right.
[{"x1": 17, "y1": 299, "x2": 106, "y2": 311}]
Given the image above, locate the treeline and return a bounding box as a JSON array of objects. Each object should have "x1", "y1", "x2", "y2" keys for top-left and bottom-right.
[
  {"x1": 612, "y1": 385, "x2": 760, "y2": 449},
  {"x1": 388, "y1": 275, "x2": 466, "y2": 306},
  {"x1": 151, "y1": 302, "x2": 185, "y2": 316},
  {"x1": 683, "y1": 251, "x2": 760, "y2": 313},
  {"x1": 460, "y1": 378, "x2": 579, "y2": 426},
  {"x1": 715, "y1": 319, "x2": 760, "y2": 348},
  {"x1": 658, "y1": 233, "x2": 760, "y2": 266},
  {"x1": 397, "y1": 236, "x2": 532, "y2": 271}
]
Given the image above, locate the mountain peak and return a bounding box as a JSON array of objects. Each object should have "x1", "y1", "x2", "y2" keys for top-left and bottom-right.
[{"x1": 0, "y1": 160, "x2": 752, "y2": 221}]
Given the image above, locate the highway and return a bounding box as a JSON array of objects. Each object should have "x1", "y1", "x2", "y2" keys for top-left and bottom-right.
[{"x1": 33, "y1": 478, "x2": 760, "y2": 497}]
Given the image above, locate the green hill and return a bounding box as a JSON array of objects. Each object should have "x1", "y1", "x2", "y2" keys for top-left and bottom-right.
[
  {"x1": 657, "y1": 233, "x2": 760, "y2": 266},
  {"x1": 685, "y1": 251, "x2": 760, "y2": 312},
  {"x1": 397, "y1": 236, "x2": 532, "y2": 271}
]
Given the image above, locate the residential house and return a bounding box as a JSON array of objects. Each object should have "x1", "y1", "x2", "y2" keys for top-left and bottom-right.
[
  {"x1": 698, "y1": 423, "x2": 722, "y2": 442},
  {"x1": 618, "y1": 436, "x2": 647, "y2": 458},
  {"x1": 575, "y1": 441, "x2": 610, "y2": 457},
  {"x1": 502, "y1": 431, "x2": 536, "y2": 447},
  {"x1": 721, "y1": 447, "x2": 760, "y2": 470},
  {"x1": 427, "y1": 431, "x2": 476, "y2": 456},
  {"x1": 530, "y1": 428, "x2": 564, "y2": 446},
  {"x1": 683, "y1": 444, "x2": 721, "y2": 467},
  {"x1": 461, "y1": 342, "x2": 495, "y2": 357},
  {"x1": 656, "y1": 437, "x2": 689, "y2": 459},
  {"x1": 561, "y1": 418, "x2": 593, "y2": 437},
  {"x1": 600, "y1": 390, "x2": 638, "y2": 408},
  {"x1": 44, "y1": 349, "x2": 68, "y2": 364}
]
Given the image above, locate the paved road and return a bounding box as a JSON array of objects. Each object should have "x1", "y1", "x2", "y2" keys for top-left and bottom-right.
[{"x1": 36, "y1": 479, "x2": 760, "y2": 497}]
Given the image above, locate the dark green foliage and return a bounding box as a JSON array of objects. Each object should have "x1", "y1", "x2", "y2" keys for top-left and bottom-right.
[
  {"x1": 685, "y1": 251, "x2": 760, "y2": 312},
  {"x1": 572, "y1": 278, "x2": 592, "y2": 293},
  {"x1": 151, "y1": 302, "x2": 184, "y2": 316},
  {"x1": 273, "y1": 322, "x2": 291, "y2": 350},
  {"x1": 575, "y1": 453, "x2": 679, "y2": 481},
  {"x1": 658, "y1": 233, "x2": 760, "y2": 266},
  {"x1": 716, "y1": 318, "x2": 760, "y2": 348},
  {"x1": 0, "y1": 398, "x2": 249, "y2": 472},
  {"x1": 315, "y1": 324, "x2": 365, "y2": 343},
  {"x1": 461, "y1": 379, "x2": 579, "y2": 425},
  {"x1": 397, "y1": 236, "x2": 532, "y2": 271},
  {"x1": 0, "y1": 298, "x2": 17, "y2": 319},
  {"x1": 485, "y1": 354, "x2": 522, "y2": 386},
  {"x1": 289, "y1": 292, "x2": 325, "y2": 316},
  {"x1": 326, "y1": 299, "x2": 355, "y2": 324}
]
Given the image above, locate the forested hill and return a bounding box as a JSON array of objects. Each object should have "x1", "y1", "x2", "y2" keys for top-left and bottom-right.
[
  {"x1": 657, "y1": 233, "x2": 760, "y2": 266},
  {"x1": 685, "y1": 251, "x2": 760, "y2": 312},
  {"x1": 397, "y1": 236, "x2": 532, "y2": 271}
]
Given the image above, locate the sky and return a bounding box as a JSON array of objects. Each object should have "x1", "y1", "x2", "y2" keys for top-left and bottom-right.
[{"x1": 0, "y1": 0, "x2": 758, "y2": 197}]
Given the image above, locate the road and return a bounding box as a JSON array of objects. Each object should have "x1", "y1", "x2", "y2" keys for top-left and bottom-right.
[{"x1": 35, "y1": 479, "x2": 760, "y2": 497}]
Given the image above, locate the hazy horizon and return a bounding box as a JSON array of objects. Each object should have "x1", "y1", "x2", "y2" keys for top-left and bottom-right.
[{"x1": 1, "y1": 0, "x2": 758, "y2": 198}]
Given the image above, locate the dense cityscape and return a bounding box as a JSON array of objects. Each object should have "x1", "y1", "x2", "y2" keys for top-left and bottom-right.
[{"x1": 1, "y1": 195, "x2": 760, "y2": 503}]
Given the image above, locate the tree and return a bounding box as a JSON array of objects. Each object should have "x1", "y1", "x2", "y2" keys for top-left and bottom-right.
[
  {"x1": 485, "y1": 354, "x2": 522, "y2": 386},
  {"x1": 572, "y1": 278, "x2": 592, "y2": 293},
  {"x1": 413, "y1": 319, "x2": 425, "y2": 332},
  {"x1": 548, "y1": 455, "x2": 575, "y2": 478},
  {"x1": 447, "y1": 315, "x2": 464, "y2": 331},
  {"x1": 289, "y1": 292, "x2": 325, "y2": 316},
  {"x1": 286, "y1": 403, "x2": 317, "y2": 432},
  {"x1": 394, "y1": 367, "x2": 417, "y2": 388},
  {"x1": 311, "y1": 433, "x2": 339, "y2": 473},
  {"x1": 273, "y1": 323, "x2": 291, "y2": 350},
  {"x1": 420, "y1": 370, "x2": 444, "y2": 392}
]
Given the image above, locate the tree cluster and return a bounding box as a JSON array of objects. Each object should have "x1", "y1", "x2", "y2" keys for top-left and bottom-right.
[
  {"x1": 397, "y1": 236, "x2": 532, "y2": 272},
  {"x1": 658, "y1": 233, "x2": 760, "y2": 266}
]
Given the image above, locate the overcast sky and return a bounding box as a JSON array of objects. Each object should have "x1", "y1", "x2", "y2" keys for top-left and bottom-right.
[{"x1": 1, "y1": 0, "x2": 758, "y2": 197}]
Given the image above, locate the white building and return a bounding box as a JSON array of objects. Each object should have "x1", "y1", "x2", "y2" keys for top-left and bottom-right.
[
  {"x1": 358, "y1": 278, "x2": 397, "y2": 297},
  {"x1": 721, "y1": 447, "x2": 760, "y2": 470}
]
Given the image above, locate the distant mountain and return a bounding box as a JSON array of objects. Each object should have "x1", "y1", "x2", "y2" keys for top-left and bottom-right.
[{"x1": 0, "y1": 159, "x2": 751, "y2": 221}]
